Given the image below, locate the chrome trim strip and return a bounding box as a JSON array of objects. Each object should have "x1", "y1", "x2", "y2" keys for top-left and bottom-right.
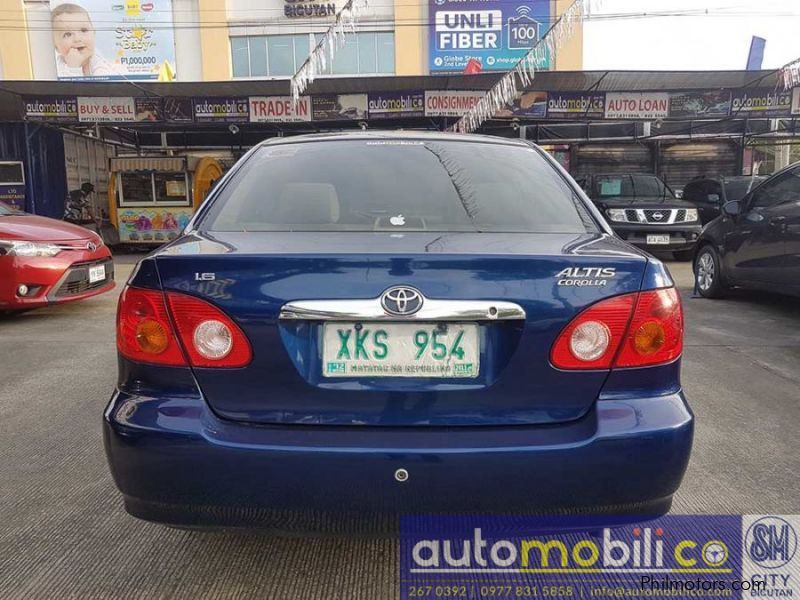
[{"x1": 280, "y1": 298, "x2": 526, "y2": 321}]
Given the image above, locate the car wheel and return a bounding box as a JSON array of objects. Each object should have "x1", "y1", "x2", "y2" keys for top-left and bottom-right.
[
  {"x1": 673, "y1": 250, "x2": 694, "y2": 261},
  {"x1": 694, "y1": 246, "x2": 727, "y2": 298}
]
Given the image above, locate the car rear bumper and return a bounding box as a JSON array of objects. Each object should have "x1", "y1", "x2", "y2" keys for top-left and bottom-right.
[
  {"x1": 611, "y1": 223, "x2": 703, "y2": 252},
  {"x1": 104, "y1": 388, "x2": 693, "y2": 532}
]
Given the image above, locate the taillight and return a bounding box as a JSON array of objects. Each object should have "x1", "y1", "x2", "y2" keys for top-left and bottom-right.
[
  {"x1": 166, "y1": 292, "x2": 252, "y2": 368},
  {"x1": 117, "y1": 286, "x2": 252, "y2": 368},
  {"x1": 550, "y1": 287, "x2": 683, "y2": 370},
  {"x1": 117, "y1": 287, "x2": 186, "y2": 366}
]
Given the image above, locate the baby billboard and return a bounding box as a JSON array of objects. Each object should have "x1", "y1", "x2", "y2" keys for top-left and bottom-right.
[{"x1": 50, "y1": 0, "x2": 176, "y2": 80}]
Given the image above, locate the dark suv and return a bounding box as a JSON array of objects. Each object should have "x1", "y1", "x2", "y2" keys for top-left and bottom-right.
[
  {"x1": 579, "y1": 174, "x2": 703, "y2": 260},
  {"x1": 682, "y1": 175, "x2": 766, "y2": 225}
]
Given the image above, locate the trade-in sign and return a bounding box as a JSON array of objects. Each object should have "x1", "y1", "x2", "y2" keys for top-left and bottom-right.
[
  {"x1": 429, "y1": 0, "x2": 550, "y2": 73},
  {"x1": 249, "y1": 96, "x2": 312, "y2": 122}
]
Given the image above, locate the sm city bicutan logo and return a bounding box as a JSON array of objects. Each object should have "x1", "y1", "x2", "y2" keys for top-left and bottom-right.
[{"x1": 410, "y1": 528, "x2": 732, "y2": 573}]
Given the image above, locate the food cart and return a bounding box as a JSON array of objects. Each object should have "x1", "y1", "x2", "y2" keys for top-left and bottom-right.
[{"x1": 107, "y1": 156, "x2": 224, "y2": 245}]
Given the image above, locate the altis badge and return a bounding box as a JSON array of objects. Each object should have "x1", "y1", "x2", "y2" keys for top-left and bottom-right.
[{"x1": 556, "y1": 267, "x2": 617, "y2": 287}]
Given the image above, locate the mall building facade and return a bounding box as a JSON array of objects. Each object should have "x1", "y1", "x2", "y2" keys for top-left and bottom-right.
[{"x1": 0, "y1": 0, "x2": 582, "y2": 81}]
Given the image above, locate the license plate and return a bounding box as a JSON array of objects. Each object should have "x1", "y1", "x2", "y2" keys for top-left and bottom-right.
[
  {"x1": 646, "y1": 234, "x2": 671, "y2": 245},
  {"x1": 88, "y1": 264, "x2": 105, "y2": 283},
  {"x1": 322, "y1": 322, "x2": 479, "y2": 378}
]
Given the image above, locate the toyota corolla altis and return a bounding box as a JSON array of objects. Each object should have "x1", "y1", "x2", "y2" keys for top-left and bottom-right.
[{"x1": 104, "y1": 133, "x2": 693, "y2": 530}]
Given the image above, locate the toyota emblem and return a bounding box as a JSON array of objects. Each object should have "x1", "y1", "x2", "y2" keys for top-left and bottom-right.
[
  {"x1": 86, "y1": 241, "x2": 97, "y2": 252},
  {"x1": 381, "y1": 286, "x2": 424, "y2": 316}
]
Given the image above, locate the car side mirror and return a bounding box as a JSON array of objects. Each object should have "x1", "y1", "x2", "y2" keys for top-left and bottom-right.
[{"x1": 722, "y1": 200, "x2": 741, "y2": 217}]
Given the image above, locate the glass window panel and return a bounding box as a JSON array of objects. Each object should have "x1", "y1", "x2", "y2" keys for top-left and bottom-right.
[
  {"x1": 154, "y1": 173, "x2": 189, "y2": 203},
  {"x1": 357, "y1": 32, "x2": 377, "y2": 73},
  {"x1": 249, "y1": 37, "x2": 268, "y2": 77},
  {"x1": 295, "y1": 34, "x2": 311, "y2": 73},
  {"x1": 331, "y1": 35, "x2": 359, "y2": 75},
  {"x1": 376, "y1": 32, "x2": 395, "y2": 74},
  {"x1": 268, "y1": 35, "x2": 296, "y2": 77},
  {"x1": 120, "y1": 173, "x2": 154, "y2": 204},
  {"x1": 231, "y1": 37, "x2": 250, "y2": 78}
]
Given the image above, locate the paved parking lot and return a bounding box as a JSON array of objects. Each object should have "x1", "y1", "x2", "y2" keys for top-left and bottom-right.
[{"x1": 1, "y1": 255, "x2": 798, "y2": 599}]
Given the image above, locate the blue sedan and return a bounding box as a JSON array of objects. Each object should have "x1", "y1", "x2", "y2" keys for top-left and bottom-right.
[{"x1": 104, "y1": 132, "x2": 692, "y2": 531}]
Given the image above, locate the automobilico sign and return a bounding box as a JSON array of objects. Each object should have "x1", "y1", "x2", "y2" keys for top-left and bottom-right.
[{"x1": 428, "y1": 0, "x2": 550, "y2": 72}]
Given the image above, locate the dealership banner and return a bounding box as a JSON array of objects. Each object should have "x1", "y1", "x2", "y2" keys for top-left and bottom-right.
[
  {"x1": 669, "y1": 90, "x2": 732, "y2": 118},
  {"x1": 312, "y1": 94, "x2": 368, "y2": 121},
  {"x1": 250, "y1": 96, "x2": 312, "y2": 123},
  {"x1": 425, "y1": 91, "x2": 486, "y2": 117},
  {"x1": 77, "y1": 96, "x2": 135, "y2": 122},
  {"x1": 401, "y1": 514, "x2": 800, "y2": 600},
  {"x1": 792, "y1": 88, "x2": 800, "y2": 115},
  {"x1": 50, "y1": 0, "x2": 177, "y2": 81},
  {"x1": 495, "y1": 91, "x2": 547, "y2": 118},
  {"x1": 368, "y1": 92, "x2": 425, "y2": 119},
  {"x1": 429, "y1": 0, "x2": 551, "y2": 73},
  {"x1": 731, "y1": 89, "x2": 793, "y2": 117},
  {"x1": 162, "y1": 98, "x2": 193, "y2": 123},
  {"x1": 23, "y1": 96, "x2": 79, "y2": 121},
  {"x1": 193, "y1": 98, "x2": 249, "y2": 123},
  {"x1": 605, "y1": 92, "x2": 670, "y2": 119},
  {"x1": 547, "y1": 92, "x2": 605, "y2": 119},
  {"x1": 134, "y1": 98, "x2": 162, "y2": 122}
]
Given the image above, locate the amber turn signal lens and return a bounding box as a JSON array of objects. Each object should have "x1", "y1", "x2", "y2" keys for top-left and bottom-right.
[
  {"x1": 633, "y1": 321, "x2": 666, "y2": 355},
  {"x1": 135, "y1": 319, "x2": 169, "y2": 354}
]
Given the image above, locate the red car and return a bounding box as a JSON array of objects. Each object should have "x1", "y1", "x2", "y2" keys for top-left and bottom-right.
[{"x1": 0, "y1": 201, "x2": 114, "y2": 313}]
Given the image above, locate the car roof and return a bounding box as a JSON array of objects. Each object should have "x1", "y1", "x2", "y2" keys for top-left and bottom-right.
[{"x1": 257, "y1": 130, "x2": 531, "y2": 148}]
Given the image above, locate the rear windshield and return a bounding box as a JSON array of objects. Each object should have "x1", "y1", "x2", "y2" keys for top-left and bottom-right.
[{"x1": 201, "y1": 140, "x2": 595, "y2": 234}]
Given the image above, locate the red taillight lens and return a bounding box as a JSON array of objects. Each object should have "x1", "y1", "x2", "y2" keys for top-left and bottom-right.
[
  {"x1": 117, "y1": 287, "x2": 187, "y2": 366},
  {"x1": 117, "y1": 287, "x2": 252, "y2": 368},
  {"x1": 550, "y1": 293, "x2": 636, "y2": 369},
  {"x1": 615, "y1": 287, "x2": 683, "y2": 368},
  {"x1": 166, "y1": 292, "x2": 252, "y2": 368},
  {"x1": 550, "y1": 287, "x2": 683, "y2": 370}
]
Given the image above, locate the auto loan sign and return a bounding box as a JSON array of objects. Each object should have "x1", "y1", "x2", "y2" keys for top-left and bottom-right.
[
  {"x1": 249, "y1": 96, "x2": 311, "y2": 122},
  {"x1": 429, "y1": 0, "x2": 551, "y2": 72},
  {"x1": 605, "y1": 92, "x2": 669, "y2": 119}
]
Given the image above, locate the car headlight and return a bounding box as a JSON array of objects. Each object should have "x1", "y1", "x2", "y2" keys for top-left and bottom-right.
[
  {"x1": 684, "y1": 208, "x2": 699, "y2": 222},
  {"x1": 606, "y1": 209, "x2": 627, "y2": 222},
  {"x1": 0, "y1": 239, "x2": 63, "y2": 257}
]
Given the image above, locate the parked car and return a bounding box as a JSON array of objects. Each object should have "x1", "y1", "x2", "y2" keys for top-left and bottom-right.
[
  {"x1": 694, "y1": 163, "x2": 800, "y2": 298},
  {"x1": 104, "y1": 133, "x2": 692, "y2": 531},
  {"x1": 579, "y1": 173, "x2": 703, "y2": 261},
  {"x1": 682, "y1": 175, "x2": 766, "y2": 225},
  {"x1": 0, "y1": 201, "x2": 114, "y2": 313}
]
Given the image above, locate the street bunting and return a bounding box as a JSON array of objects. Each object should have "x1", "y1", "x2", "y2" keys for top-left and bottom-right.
[{"x1": 21, "y1": 87, "x2": 800, "y2": 123}]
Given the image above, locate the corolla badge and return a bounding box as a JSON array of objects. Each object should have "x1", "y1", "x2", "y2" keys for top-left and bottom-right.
[
  {"x1": 381, "y1": 286, "x2": 424, "y2": 316},
  {"x1": 556, "y1": 267, "x2": 617, "y2": 287}
]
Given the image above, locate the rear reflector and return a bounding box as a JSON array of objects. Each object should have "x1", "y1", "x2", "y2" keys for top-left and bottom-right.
[
  {"x1": 550, "y1": 287, "x2": 683, "y2": 370},
  {"x1": 117, "y1": 286, "x2": 252, "y2": 368}
]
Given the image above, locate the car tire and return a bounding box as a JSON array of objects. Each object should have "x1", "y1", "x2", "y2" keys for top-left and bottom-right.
[
  {"x1": 673, "y1": 250, "x2": 694, "y2": 262},
  {"x1": 694, "y1": 245, "x2": 727, "y2": 298}
]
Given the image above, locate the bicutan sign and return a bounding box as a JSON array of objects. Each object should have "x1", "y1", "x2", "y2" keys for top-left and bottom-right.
[{"x1": 284, "y1": 0, "x2": 336, "y2": 17}]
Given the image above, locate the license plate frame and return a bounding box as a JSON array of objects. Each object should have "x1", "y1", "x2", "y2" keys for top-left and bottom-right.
[
  {"x1": 646, "y1": 234, "x2": 671, "y2": 245},
  {"x1": 321, "y1": 322, "x2": 480, "y2": 379},
  {"x1": 88, "y1": 264, "x2": 106, "y2": 284}
]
